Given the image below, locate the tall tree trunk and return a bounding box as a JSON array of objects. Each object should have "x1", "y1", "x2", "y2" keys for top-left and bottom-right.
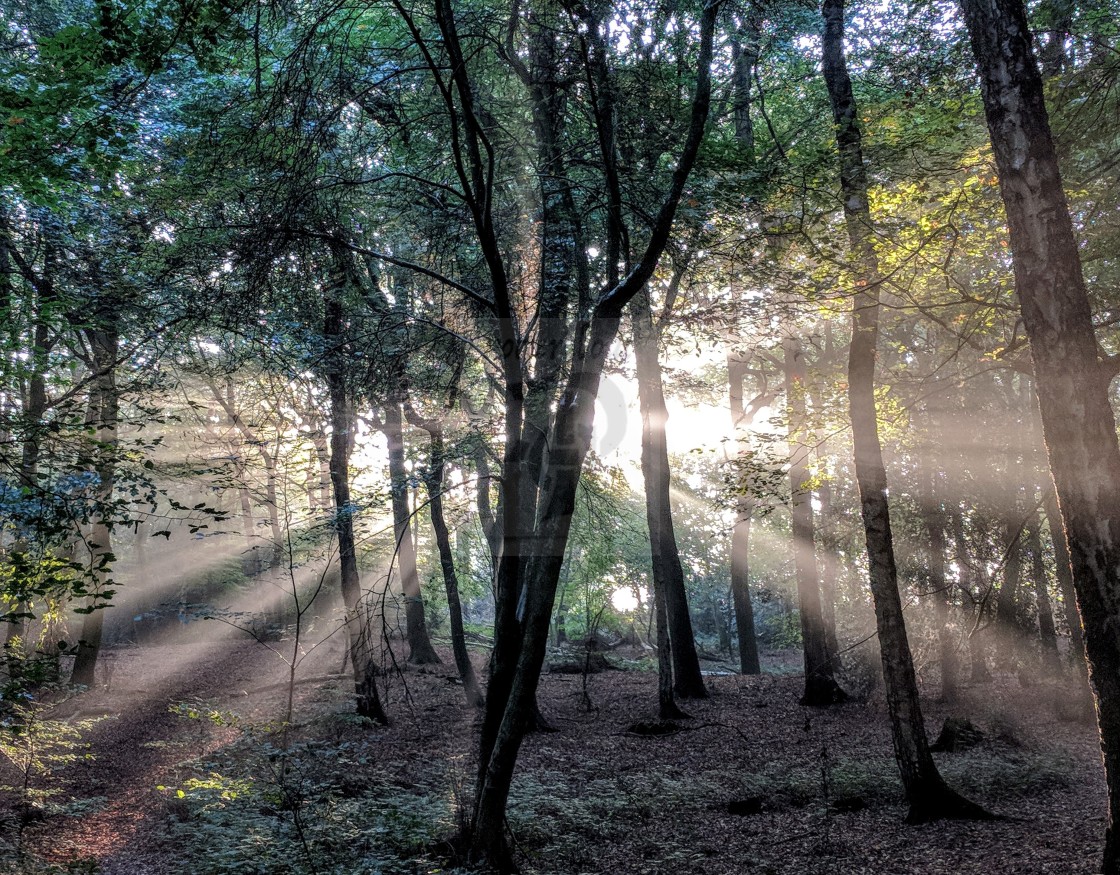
[
  {"x1": 324, "y1": 270, "x2": 387, "y2": 724},
  {"x1": 653, "y1": 569, "x2": 687, "y2": 719},
  {"x1": 727, "y1": 351, "x2": 761, "y2": 674},
  {"x1": 70, "y1": 326, "x2": 119, "y2": 688},
  {"x1": 1028, "y1": 507, "x2": 1062, "y2": 675},
  {"x1": 328, "y1": 387, "x2": 387, "y2": 723},
  {"x1": 633, "y1": 284, "x2": 706, "y2": 700},
  {"x1": 921, "y1": 462, "x2": 958, "y2": 702},
  {"x1": 959, "y1": 0, "x2": 1120, "y2": 863},
  {"x1": 815, "y1": 465, "x2": 842, "y2": 661},
  {"x1": 4, "y1": 243, "x2": 52, "y2": 673},
  {"x1": 464, "y1": 2, "x2": 718, "y2": 861},
  {"x1": 726, "y1": 5, "x2": 763, "y2": 677},
  {"x1": 409, "y1": 410, "x2": 484, "y2": 708},
  {"x1": 1043, "y1": 486, "x2": 1088, "y2": 674},
  {"x1": 995, "y1": 503, "x2": 1025, "y2": 669},
  {"x1": 822, "y1": 0, "x2": 985, "y2": 821},
  {"x1": 783, "y1": 337, "x2": 844, "y2": 705},
  {"x1": 384, "y1": 398, "x2": 441, "y2": 666},
  {"x1": 951, "y1": 506, "x2": 991, "y2": 682}
]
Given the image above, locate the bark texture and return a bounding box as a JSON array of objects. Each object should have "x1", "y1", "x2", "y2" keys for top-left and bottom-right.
[{"x1": 959, "y1": 0, "x2": 1120, "y2": 863}]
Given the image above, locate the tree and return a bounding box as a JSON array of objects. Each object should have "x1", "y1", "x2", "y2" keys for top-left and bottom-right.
[
  {"x1": 821, "y1": 0, "x2": 986, "y2": 821},
  {"x1": 726, "y1": 350, "x2": 764, "y2": 674},
  {"x1": 324, "y1": 247, "x2": 388, "y2": 724},
  {"x1": 783, "y1": 335, "x2": 845, "y2": 704},
  {"x1": 958, "y1": 0, "x2": 1120, "y2": 865},
  {"x1": 632, "y1": 278, "x2": 707, "y2": 706}
]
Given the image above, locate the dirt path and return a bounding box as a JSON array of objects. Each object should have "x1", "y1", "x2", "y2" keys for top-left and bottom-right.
[{"x1": 25, "y1": 638, "x2": 329, "y2": 874}]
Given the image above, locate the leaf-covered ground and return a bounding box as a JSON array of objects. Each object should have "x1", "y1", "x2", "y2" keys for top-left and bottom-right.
[{"x1": 5, "y1": 636, "x2": 1106, "y2": 875}]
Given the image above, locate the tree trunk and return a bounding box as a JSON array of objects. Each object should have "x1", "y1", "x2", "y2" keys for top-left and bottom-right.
[
  {"x1": 5, "y1": 250, "x2": 52, "y2": 674},
  {"x1": 996, "y1": 508, "x2": 1026, "y2": 670},
  {"x1": 823, "y1": 0, "x2": 985, "y2": 821},
  {"x1": 728, "y1": 351, "x2": 761, "y2": 674},
  {"x1": 384, "y1": 398, "x2": 441, "y2": 666},
  {"x1": 459, "y1": 2, "x2": 718, "y2": 863},
  {"x1": 783, "y1": 337, "x2": 845, "y2": 705},
  {"x1": 1043, "y1": 486, "x2": 1088, "y2": 673},
  {"x1": 633, "y1": 284, "x2": 707, "y2": 700},
  {"x1": 324, "y1": 275, "x2": 387, "y2": 724},
  {"x1": 815, "y1": 466, "x2": 842, "y2": 661},
  {"x1": 950, "y1": 504, "x2": 990, "y2": 682},
  {"x1": 71, "y1": 326, "x2": 119, "y2": 688},
  {"x1": 960, "y1": 0, "x2": 1120, "y2": 863},
  {"x1": 921, "y1": 463, "x2": 958, "y2": 702},
  {"x1": 954, "y1": 8, "x2": 1120, "y2": 860},
  {"x1": 413, "y1": 416, "x2": 484, "y2": 708},
  {"x1": 1028, "y1": 507, "x2": 1062, "y2": 676},
  {"x1": 654, "y1": 572, "x2": 688, "y2": 719}
]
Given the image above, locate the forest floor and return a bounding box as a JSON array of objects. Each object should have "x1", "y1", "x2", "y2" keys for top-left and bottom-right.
[{"x1": 2, "y1": 631, "x2": 1107, "y2": 875}]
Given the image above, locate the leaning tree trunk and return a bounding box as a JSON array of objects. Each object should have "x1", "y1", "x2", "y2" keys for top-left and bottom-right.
[
  {"x1": 823, "y1": 0, "x2": 986, "y2": 822},
  {"x1": 959, "y1": 2, "x2": 1120, "y2": 863},
  {"x1": 384, "y1": 398, "x2": 441, "y2": 666},
  {"x1": 633, "y1": 284, "x2": 707, "y2": 700},
  {"x1": 70, "y1": 325, "x2": 119, "y2": 688},
  {"x1": 783, "y1": 336, "x2": 845, "y2": 705}
]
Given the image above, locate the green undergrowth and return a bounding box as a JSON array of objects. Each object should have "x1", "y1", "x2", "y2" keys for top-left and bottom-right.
[{"x1": 162, "y1": 711, "x2": 462, "y2": 875}]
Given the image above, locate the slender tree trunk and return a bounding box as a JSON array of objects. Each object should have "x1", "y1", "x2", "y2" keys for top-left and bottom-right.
[
  {"x1": 384, "y1": 398, "x2": 441, "y2": 666},
  {"x1": 995, "y1": 505, "x2": 1025, "y2": 670},
  {"x1": 727, "y1": 351, "x2": 761, "y2": 674},
  {"x1": 633, "y1": 285, "x2": 706, "y2": 700},
  {"x1": 726, "y1": 4, "x2": 763, "y2": 676},
  {"x1": 1028, "y1": 508, "x2": 1062, "y2": 675},
  {"x1": 815, "y1": 467, "x2": 842, "y2": 661},
  {"x1": 323, "y1": 271, "x2": 387, "y2": 724},
  {"x1": 784, "y1": 337, "x2": 845, "y2": 705},
  {"x1": 5, "y1": 253, "x2": 51, "y2": 673},
  {"x1": 461, "y1": 3, "x2": 717, "y2": 863},
  {"x1": 823, "y1": 0, "x2": 985, "y2": 821},
  {"x1": 412, "y1": 415, "x2": 484, "y2": 708},
  {"x1": 71, "y1": 326, "x2": 119, "y2": 687},
  {"x1": 959, "y1": 0, "x2": 1120, "y2": 863},
  {"x1": 921, "y1": 463, "x2": 958, "y2": 701},
  {"x1": 328, "y1": 389, "x2": 387, "y2": 723},
  {"x1": 949, "y1": 505, "x2": 990, "y2": 682},
  {"x1": 1044, "y1": 486, "x2": 1088, "y2": 673}
]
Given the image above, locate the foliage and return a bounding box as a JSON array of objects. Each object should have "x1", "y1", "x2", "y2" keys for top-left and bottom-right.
[{"x1": 0, "y1": 687, "x2": 107, "y2": 855}]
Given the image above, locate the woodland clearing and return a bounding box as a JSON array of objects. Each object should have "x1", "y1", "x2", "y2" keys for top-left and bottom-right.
[{"x1": 7, "y1": 637, "x2": 1105, "y2": 875}]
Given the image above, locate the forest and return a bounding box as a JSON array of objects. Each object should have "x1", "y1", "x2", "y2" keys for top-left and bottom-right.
[{"x1": 1, "y1": 0, "x2": 1119, "y2": 872}]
